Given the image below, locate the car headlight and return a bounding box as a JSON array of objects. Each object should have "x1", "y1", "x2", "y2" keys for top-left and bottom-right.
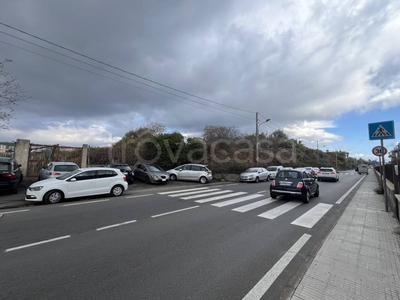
[
  {"x1": 29, "y1": 186, "x2": 43, "y2": 191},
  {"x1": 248, "y1": 175, "x2": 254, "y2": 178},
  {"x1": 153, "y1": 175, "x2": 160, "y2": 180}
]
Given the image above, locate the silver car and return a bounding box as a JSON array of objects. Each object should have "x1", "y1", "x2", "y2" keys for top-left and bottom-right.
[
  {"x1": 240, "y1": 167, "x2": 269, "y2": 183},
  {"x1": 39, "y1": 161, "x2": 80, "y2": 180},
  {"x1": 167, "y1": 164, "x2": 212, "y2": 184}
]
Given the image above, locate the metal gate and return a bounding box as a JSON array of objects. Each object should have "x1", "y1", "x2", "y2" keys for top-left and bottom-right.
[{"x1": 27, "y1": 144, "x2": 82, "y2": 177}]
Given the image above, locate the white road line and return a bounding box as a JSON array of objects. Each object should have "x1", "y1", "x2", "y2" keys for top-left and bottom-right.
[
  {"x1": 258, "y1": 202, "x2": 302, "y2": 219},
  {"x1": 62, "y1": 199, "x2": 109, "y2": 207},
  {"x1": 151, "y1": 206, "x2": 199, "y2": 218},
  {"x1": 168, "y1": 189, "x2": 220, "y2": 197},
  {"x1": 158, "y1": 187, "x2": 209, "y2": 195},
  {"x1": 5, "y1": 235, "x2": 71, "y2": 252},
  {"x1": 257, "y1": 190, "x2": 267, "y2": 193},
  {"x1": 96, "y1": 220, "x2": 137, "y2": 231},
  {"x1": 232, "y1": 198, "x2": 276, "y2": 213},
  {"x1": 291, "y1": 203, "x2": 333, "y2": 228},
  {"x1": 125, "y1": 194, "x2": 153, "y2": 198},
  {"x1": 212, "y1": 194, "x2": 263, "y2": 207},
  {"x1": 195, "y1": 192, "x2": 248, "y2": 203},
  {"x1": 181, "y1": 190, "x2": 233, "y2": 200},
  {"x1": 225, "y1": 183, "x2": 239, "y2": 186},
  {"x1": 1, "y1": 209, "x2": 30, "y2": 214},
  {"x1": 242, "y1": 234, "x2": 311, "y2": 300},
  {"x1": 336, "y1": 176, "x2": 365, "y2": 204}
]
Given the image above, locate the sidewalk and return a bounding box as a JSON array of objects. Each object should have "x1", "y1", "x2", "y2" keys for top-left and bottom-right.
[{"x1": 291, "y1": 173, "x2": 400, "y2": 299}]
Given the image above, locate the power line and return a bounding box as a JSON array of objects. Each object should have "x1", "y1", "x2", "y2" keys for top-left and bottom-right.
[
  {"x1": 0, "y1": 30, "x2": 253, "y2": 120},
  {"x1": 0, "y1": 22, "x2": 255, "y2": 114},
  {"x1": 0, "y1": 40, "x2": 254, "y2": 121}
]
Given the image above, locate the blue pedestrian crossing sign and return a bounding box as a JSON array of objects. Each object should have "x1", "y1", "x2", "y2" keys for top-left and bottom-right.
[{"x1": 368, "y1": 120, "x2": 395, "y2": 140}]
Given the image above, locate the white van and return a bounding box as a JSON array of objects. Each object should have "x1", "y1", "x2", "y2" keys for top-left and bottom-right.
[
  {"x1": 357, "y1": 164, "x2": 368, "y2": 175},
  {"x1": 267, "y1": 165, "x2": 284, "y2": 179}
]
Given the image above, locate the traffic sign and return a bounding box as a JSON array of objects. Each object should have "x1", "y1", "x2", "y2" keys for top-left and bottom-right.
[
  {"x1": 368, "y1": 120, "x2": 395, "y2": 140},
  {"x1": 372, "y1": 146, "x2": 387, "y2": 156}
]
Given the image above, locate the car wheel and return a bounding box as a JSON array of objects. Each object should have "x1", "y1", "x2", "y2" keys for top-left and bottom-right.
[
  {"x1": 145, "y1": 176, "x2": 151, "y2": 184},
  {"x1": 266, "y1": 175, "x2": 270, "y2": 182},
  {"x1": 270, "y1": 192, "x2": 277, "y2": 199},
  {"x1": 255, "y1": 177, "x2": 259, "y2": 183},
  {"x1": 44, "y1": 190, "x2": 63, "y2": 204},
  {"x1": 302, "y1": 190, "x2": 310, "y2": 203},
  {"x1": 110, "y1": 185, "x2": 124, "y2": 197},
  {"x1": 314, "y1": 187, "x2": 319, "y2": 197},
  {"x1": 170, "y1": 174, "x2": 177, "y2": 181},
  {"x1": 337, "y1": 177, "x2": 339, "y2": 181},
  {"x1": 127, "y1": 177, "x2": 134, "y2": 184},
  {"x1": 19, "y1": 174, "x2": 23, "y2": 183},
  {"x1": 11, "y1": 187, "x2": 18, "y2": 194},
  {"x1": 199, "y1": 176, "x2": 207, "y2": 184}
]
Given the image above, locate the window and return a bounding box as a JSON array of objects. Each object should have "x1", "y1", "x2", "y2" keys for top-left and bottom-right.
[
  {"x1": 54, "y1": 165, "x2": 79, "y2": 172},
  {"x1": 191, "y1": 165, "x2": 202, "y2": 171},
  {"x1": 0, "y1": 162, "x2": 11, "y2": 172},
  {"x1": 97, "y1": 170, "x2": 117, "y2": 178},
  {"x1": 73, "y1": 171, "x2": 96, "y2": 181}
]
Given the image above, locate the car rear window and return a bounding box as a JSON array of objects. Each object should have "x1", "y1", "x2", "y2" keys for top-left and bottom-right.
[
  {"x1": 54, "y1": 165, "x2": 79, "y2": 172},
  {"x1": 277, "y1": 171, "x2": 299, "y2": 178},
  {"x1": 267, "y1": 167, "x2": 277, "y2": 171},
  {"x1": 0, "y1": 162, "x2": 11, "y2": 172},
  {"x1": 320, "y1": 168, "x2": 333, "y2": 172}
]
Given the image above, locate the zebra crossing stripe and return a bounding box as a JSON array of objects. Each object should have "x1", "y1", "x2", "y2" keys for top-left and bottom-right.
[
  {"x1": 180, "y1": 190, "x2": 233, "y2": 200},
  {"x1": 158, "y1": 187, "x2": 210, "y2": 195},
  {"x1": 232, "y1": 198, "x2": 277, "y2": 213},
  {"x1": 195, "y1": 192, "x2": 248, "y2": 203},
  {"x1": 212, "y1": 194, "x2": 263, "y2": 207},
  {"x1": 168, "y1": 189, "x2": 220, "y2": 197},
  {"x1": 290, "y1": 203, "x2": 333, "y2": 228},
  {"x1": 258, "y1": 201, "x2": 302, "y2": 219}
]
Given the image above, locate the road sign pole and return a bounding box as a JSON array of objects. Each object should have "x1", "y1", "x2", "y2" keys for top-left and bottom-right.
[{"x1": 381, "y1": 138, "x2": 389, "y2": 212}]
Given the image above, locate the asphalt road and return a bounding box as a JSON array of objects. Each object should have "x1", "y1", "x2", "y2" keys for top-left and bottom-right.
[{"x1": 0, "y1": 171, "x2": 365, "y2": 300}]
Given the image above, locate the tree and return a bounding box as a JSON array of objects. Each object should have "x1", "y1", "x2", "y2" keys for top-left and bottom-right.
[{"x1": 0, "y1": 60, "x2": 29, "y2": 129}]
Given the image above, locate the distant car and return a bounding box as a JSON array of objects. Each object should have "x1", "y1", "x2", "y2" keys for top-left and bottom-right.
[
  {"x1": 357, "y1": 164, "x2": 368, "y2": 175},
  {"x1": 0, "y1": 157, "x2": 23, "y2": 194},
  {"x1": 270, "y1": 169, "x2": 319, "y2": 203},
  {"x1": 317, "y1": 167, "x2": 339, "y2": 182},
  {"x1": 133, "y1": 163, "x2": 169, "y2": 184},
  {"x1": 106, "y1": 163, "x2": 134, "y2": 184},
  {"x1": 240, "y1": 167, "x2": 269, "y2": 182},
  {"x1": 25, "y1": 167, "x2": 128, "y2": 204},
  {"x1": 266, "y1": 166, "x2": 284, "y2": 180},
  {"x1": 40, "y1": 162, "x2": 80, "y2": 180},
  {"x1": 167, "y1": 164, "x2": 212, "y2": 184},
  {"x1": 304, "y1": 167, "x2": 317, "y2": 177}
]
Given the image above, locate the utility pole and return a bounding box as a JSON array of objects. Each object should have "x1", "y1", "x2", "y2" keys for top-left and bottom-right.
[
  {"x1": 256, "y1": 112, "x2": 259, "y2": 165},
  {"x1": 317, "y1": 140, "x2": 319, "y2": 165}
]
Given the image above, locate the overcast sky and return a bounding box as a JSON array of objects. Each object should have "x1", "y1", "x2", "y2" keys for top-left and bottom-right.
[{"x1": 1, "y1": 0, "x2": 399, "y2": 162}]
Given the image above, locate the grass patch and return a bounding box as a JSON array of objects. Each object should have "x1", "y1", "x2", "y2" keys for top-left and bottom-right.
[{"x1": 373, "y1": 185, "x2": 384, "y2": 194}]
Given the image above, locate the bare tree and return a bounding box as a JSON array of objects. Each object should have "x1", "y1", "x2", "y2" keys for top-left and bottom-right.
[{"x1": 0, "y1": 60, "x2": 30, "y2": 129}]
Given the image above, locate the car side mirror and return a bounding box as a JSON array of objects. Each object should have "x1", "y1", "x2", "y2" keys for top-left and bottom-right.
[
  {"x1": 337, "y1": 171, "x2": 340, "y2": 173},
  {"x1": 69, "y1": 178, "x2": 77, "y2": 182},
  {"x1": 178, "y1": 169, "x2": 183, "y2": 171},
  {"x1": 18, "y1": 164, "x2": 22, "y2": 167}
]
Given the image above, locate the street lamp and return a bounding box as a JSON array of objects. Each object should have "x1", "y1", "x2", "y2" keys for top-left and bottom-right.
[{"x1": 256, "y1": 112, "x2": 270, "y2": 164}]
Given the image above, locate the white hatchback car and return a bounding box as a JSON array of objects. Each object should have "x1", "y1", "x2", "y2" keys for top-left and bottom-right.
[
  {"x1": 317, "y1": 167, "x2": 339, "y2": 182},
  {"x1": 26, "y1": 167, "x2": 128, "y2": 204}
]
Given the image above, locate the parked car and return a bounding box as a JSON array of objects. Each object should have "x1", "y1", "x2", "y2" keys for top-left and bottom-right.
[
  {"x1": 267, "y1": 165, "x2": 284, "y2": 179},
  {"x1": 39, "y1": 161, "x2": 80, "y2": 180},
  {"x1": 0, "y1": 157, "x2": 23, "y2": 194},
  {"x1": 270, "y1": 169, "x2": 319, "y2": 203},
  {"x1": 317, "y1": 167, "x2": 339, "y2": 182},
  {"x1": 304, "y1": 167, "x2": 317, "y2": 177},
  {"x1": 133, "y1": 163, "x2": 169, "y2": 184},
  {"x1": 106, "y1": 163, "x2": 134, "y2": 184},
  {"x1": 240, "y1": 167, "x2": 269, "y2": 182},
  {"x1": 166, "y1": 164, "x2": 212, "y2": 184},
  {"x1": 25, "y1": 167, "x2": 128, "y2": 204}
]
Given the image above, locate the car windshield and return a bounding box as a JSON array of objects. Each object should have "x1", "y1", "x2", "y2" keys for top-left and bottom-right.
[
  {"x1": 147, "y1": 165, "x2": 164, "y2": 172},
  {"x1": 267, "y1": 167, "x2": 277, "y2": 171},
  {"x1": 320, "y1": 168, "x2": 333, "y2": 172},
  {"x1": 116, "y1": 165, "x2": 132, "y2": 171},
  {"x1": 56, "y1": 169, "x2": 81, "y2": 180},
  {"x1": 245, "y1": 168, "x2": 259, "y2": 172}
]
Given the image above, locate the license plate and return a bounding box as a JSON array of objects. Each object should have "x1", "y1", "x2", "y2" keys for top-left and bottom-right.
[
  {"x1": 323, "y1": 173, "x2": 329, "y2": 175},
  {"x1": 279, "y1": 181, "x2": 292, "y2": 186},
  {"x1": 162, "y1": 179, "x2": 166, "y2": 181}
]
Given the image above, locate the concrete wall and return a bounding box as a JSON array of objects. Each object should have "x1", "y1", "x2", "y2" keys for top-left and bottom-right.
[
  {"x1": 376, "y1": 170, "x2": 400, "y2": 221},
  {"x1": 15, "y1": 139, "x2": 30, "y2": 177},
  {"x1": 81, "y1": 144, "x2": 88, "y2": 168}
]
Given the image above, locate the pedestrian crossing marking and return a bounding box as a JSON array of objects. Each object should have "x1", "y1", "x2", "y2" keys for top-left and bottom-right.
[
  {"x1": 158, "y1": 187, "x2": 209, "y2": 195},
  {"x1": 180, "y1": 190, "x2": 233, "y2": 200},
  {"x1": 232, "y1": 198, "x2": 277, "y2": 213},
  {"x1": 290, "y1": 203, "x2": 333, "y2": 228},
  {"x1": 372, "y1": 125, "x2": 392, "y2": 137},
  {"x1": 195, "y1": 192, "x2": 248, "y2": 203},
  {"x1": 168, "y1": 188, "x2": 220, "y2": 197},
  {"x1": 258, "y1": 201, "x2": 302, "y2": 219},
  {"x1": 212, "y1": 194, "x2": 263, "y2": 207}
]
